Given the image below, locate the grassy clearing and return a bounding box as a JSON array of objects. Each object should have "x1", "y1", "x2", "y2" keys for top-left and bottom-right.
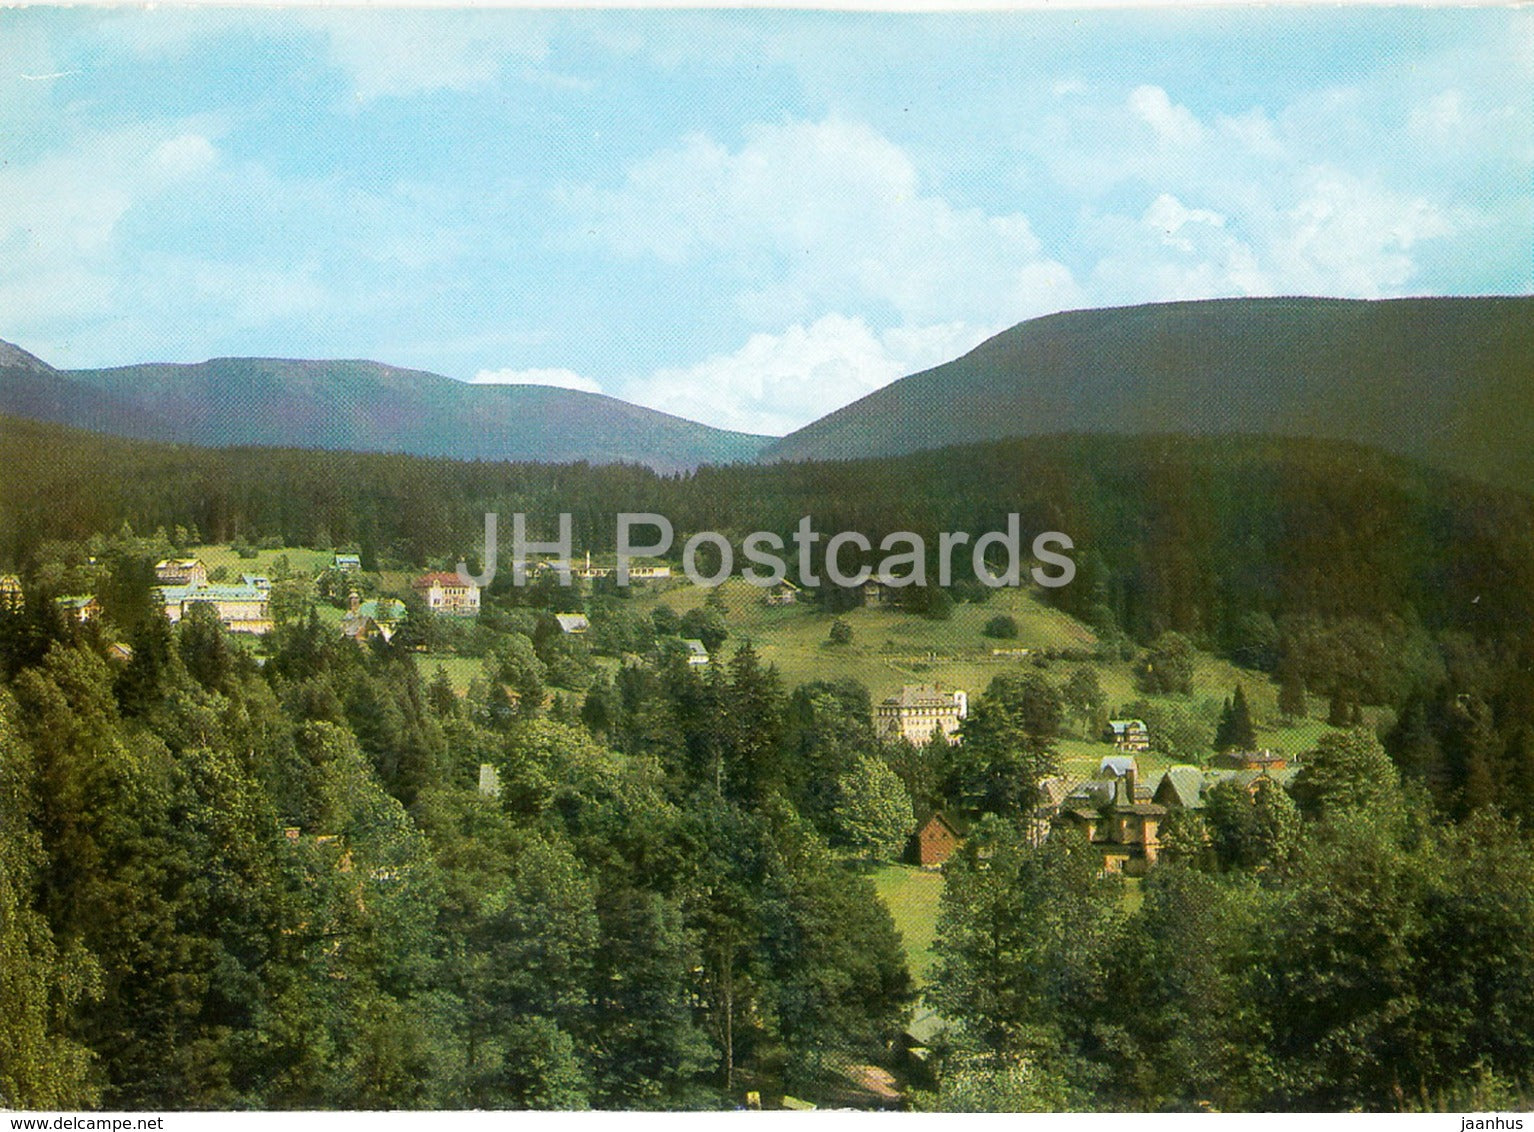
[
  {"x1": 633, "y1": 579, "x2": 1097, "y2": 702},
  {"x1": 632, "y1": 577, "x2": 1354, "y2": 771},
  {"x1": 869, "y1": 863, "x2": 946, "y2": 987},
  {"x1": 191, "y1": 543, "x2": 334, "y2": 578},
  {"x1": 415, "y1": 654, "x2": 485, "y2": 693},
  {"x1": 1056, "y1": 738, "x2": 1177, "y2": 783}
]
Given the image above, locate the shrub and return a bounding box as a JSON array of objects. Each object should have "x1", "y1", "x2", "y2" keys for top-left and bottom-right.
[{"x1": 983, "y1": 614, "x2": 1019, "y2": 639}]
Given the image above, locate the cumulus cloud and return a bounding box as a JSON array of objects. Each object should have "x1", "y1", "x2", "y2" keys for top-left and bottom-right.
[
  {"x1": 1024, "y1": 73, "x2": 1490, "y2": 307},
  {"x1": 1086, "y1": 194, "x2": 1267, "y2": 305},
  {"x1": 460, "y1": 316, "x2": 1001, "y2": 437},
  {"x1": 470, "y1": 367, "x2": 604, "y2": 394},
  {"x1": 1128, "y1": 85, "x2": 1204, "y2": 147},
  {"x1": 0, "y1": 119, "x2": 355, "y2": 364},
  {"x1": 0, "y1": 123, "x2": 219, "y2": 279},
  {"x1": 1272, "y1": 167, "x2": 1453, "y2": 297},
  {"x1": 151, "y1": 133, "x2": 219, "y2": 180},
  {"x1": 304, "y1": 11, "x2": 548, "y2": 102},
  {"x1": 621, "y1": 314, "x2": 997, "y2": 436},
  {"x1": 574, "y1": 116, "x2": 1082, "y2": 329}
]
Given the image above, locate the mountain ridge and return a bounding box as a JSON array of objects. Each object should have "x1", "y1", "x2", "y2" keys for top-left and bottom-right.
[
  {"x1": 9, "y1": 294, "x2": 1534, "y2": 485},
  {"x1": 0, "y1": 346, "x2": 771, "y2": 473},
  {"x1": 759, "y1": 295, "x2": 1534, "y2": 492}
]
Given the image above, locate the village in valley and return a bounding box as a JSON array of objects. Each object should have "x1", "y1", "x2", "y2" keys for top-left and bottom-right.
[
  {"x1": 5, "y1": 430, "x2": 1532, "y2": 1114},
  {"x1": 2, "y1": 530, "x2": 1333, "y2": 938}
]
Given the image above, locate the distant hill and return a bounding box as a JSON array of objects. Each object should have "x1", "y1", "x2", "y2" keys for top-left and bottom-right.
[
  {"x1": 0, "y1": 345, "x2": 769, "y2": 473},
  {"x1": 761, "y1": 296, "x2": 1534, "y2": 491}
]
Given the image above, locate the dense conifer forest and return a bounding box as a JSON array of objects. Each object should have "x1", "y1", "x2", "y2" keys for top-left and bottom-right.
[{"x1": 5, "y1": 415, "x2": 1534, "y2": 1109}]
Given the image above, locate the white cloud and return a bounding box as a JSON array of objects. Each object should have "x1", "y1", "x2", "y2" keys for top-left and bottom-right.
[
  {"x1": 1272, "y1": 167, "x2": 1453, "y2": 297},
  {"x1": 1086, "y1": 196, "x2": 1265, "y2": 305},
  {"x1": 1128, "y1": 85, "x2": 1204, "y2": 147},
  {"x1": 1083, "y1": 166, "x2": 1457, "y2": 307},
  {"x1": 621, "y1": 314, "x2": 997, "y2": 436},
  {"x1": 89, "y1": 9, "x2": 552, "y2": 104},
  {"x1": 471, "y1": 367, "x2": 604, "y2": 394},
  {"x1": 151, "y1": 134, "x2": 219, "y2": 181},
  {"x1": 0, "y1": 119, "x2": 361, "y2": 364},
  {"x1": 304, "y1": 11, "x2": 548, "y2": 102},
  {"x1": 1023, "y1": 69, "x2": 1492, "y2": 306},
  {"x1": 1143, "y1": 193, "x2": 1227, "y2": 248},
  {"x1": 0, "y1": 123, "x2": 219, "y2": 270},
  {"x1": 575, "y1": 116, "x2": 1081, "y2": 329},
  {"x1": 1409, "y1": 89, "x2": 1466, "y2": 137}
]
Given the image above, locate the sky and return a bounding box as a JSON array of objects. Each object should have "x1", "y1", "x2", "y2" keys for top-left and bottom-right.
[{"x1": 2, "y1": 6, "x2": 1530, "y2": 437}]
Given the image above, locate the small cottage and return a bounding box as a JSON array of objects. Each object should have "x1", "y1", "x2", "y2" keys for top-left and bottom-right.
[
  {"x1": 909, "y1": 811, "x2": 967, "y2": 867},
  {"x1": 1103, "y1": 718, "x2": 1151, "y2": 752},
  {"x1": 341, "y1": 596, "x2": 406, "y2": 644}
]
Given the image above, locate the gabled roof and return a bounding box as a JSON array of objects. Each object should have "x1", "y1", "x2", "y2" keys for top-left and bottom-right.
[
  {"x1": 341, "y1": 613, "x2": 397, "y2": 643},
  {"x1": 357, "y1": 598, "x2": 405, "y2": 622},
  {"x1": 1154, "y1": 764, "x2": 1207, "y2": 809},
  {"x1": 914, "y1": 809, "x2": 970, "y2": 838},
  {"x1": 1098, "y1": 754, "x2": 1138, "y2": 779},
  {"x1": 1204, "y1": 766, "x2": 1301, "y2": 791},
  {"x1": 1036, "y1": 775, "x2": 1072, "y2": 808},
  {"x1": 413, "y1": 571, "x2": 476, "y2": 589},
  {"x1": 1107, "y1": 718, "x2": 1148, "y2": 734},
  {"x1": 681, "y1": 638, "x2": 709, "y2": 657},
  {"x1": 1064, "y1": 779, "x2": 1116, "y2": 807},
  {"x1": 906, "y1": 1006, "x2": 949, "y2": 1046}
]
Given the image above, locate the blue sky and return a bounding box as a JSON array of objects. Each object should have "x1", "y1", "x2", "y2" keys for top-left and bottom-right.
[{"x1": 2, "y1": 6, "x2": 1529, "y2": 436}]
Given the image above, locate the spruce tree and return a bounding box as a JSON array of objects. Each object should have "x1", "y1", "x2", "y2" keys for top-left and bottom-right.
[
  {"x1": 1230, "y1": 685, "x2": 1257, "y2": 750},
  {"x1": 1278, "y1": 659, "x2": 1307, "y2": 719}
]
